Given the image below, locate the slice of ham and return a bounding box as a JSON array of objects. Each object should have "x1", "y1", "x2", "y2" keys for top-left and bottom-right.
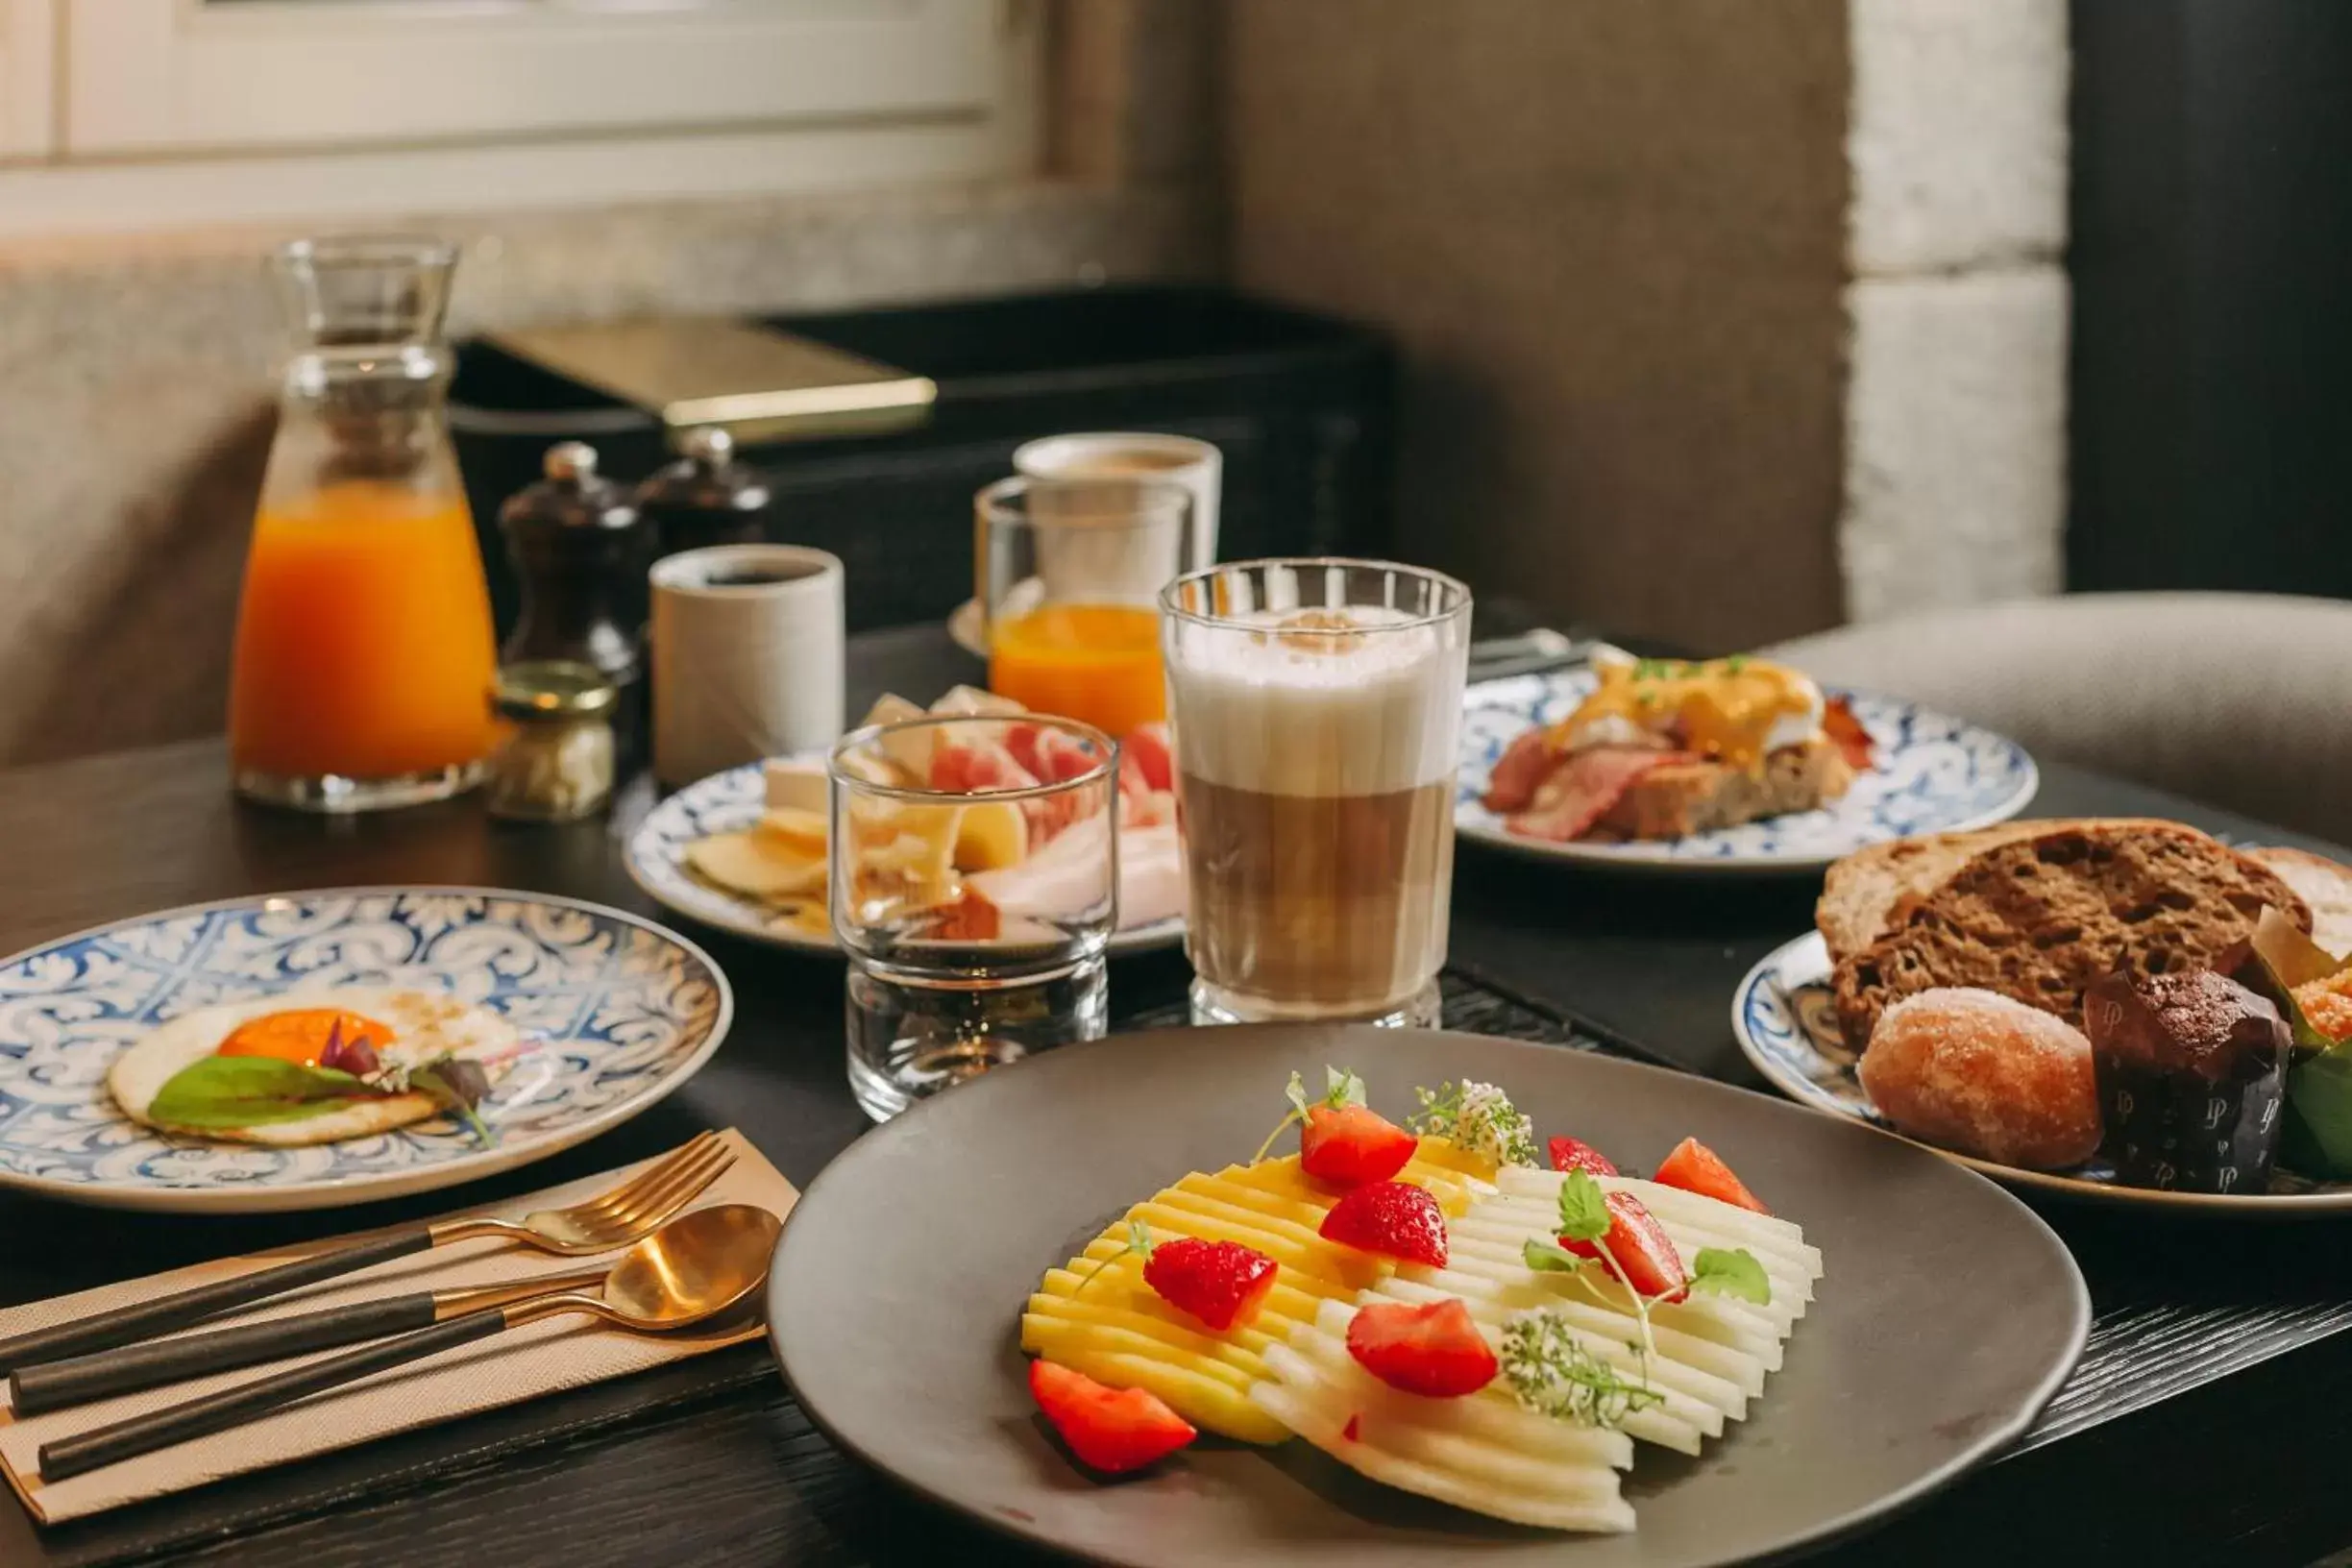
[
  {"x1": 1507, "y1": 746, "x2": 1692, "y2": 842},
  {"x1": 1482, "y1": 727, "x2": 1558, "y2": 813},
  {"x1": 1821, "y1": 695, "x2": 1875, "y2": 772}
]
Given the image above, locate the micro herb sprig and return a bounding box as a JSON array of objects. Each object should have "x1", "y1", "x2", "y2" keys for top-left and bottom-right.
[
  {"x1": 1498, "y1": 1308, "x2": 1667, "y2": 1429},
  {"x1": 1253, "y1": 1066, "x2": 1367, "y2": 1164},
  {"x1": 1074, "y1": 1217, "x2": 1156, "y2": 1298},
  {"x1": 1521, "y1": 1170, "x2": 1659, "y2": 1365},
  {"x1": 1409, "y1": 1080, "x2": 1538, "y2": 1167}
]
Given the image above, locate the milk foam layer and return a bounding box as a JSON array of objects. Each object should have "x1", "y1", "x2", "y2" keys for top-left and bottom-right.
[{"x1": 1167, "y1": 606, "x2": 1465, "y2": 797}]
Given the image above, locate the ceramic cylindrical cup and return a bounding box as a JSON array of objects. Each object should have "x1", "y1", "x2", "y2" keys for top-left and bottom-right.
[
  {"x1": 649, "y1": 544, "x2": 845, "y2": 787},
  {"x1": 1013, "y1": 432, "x2": 1222, "y2": 571}
]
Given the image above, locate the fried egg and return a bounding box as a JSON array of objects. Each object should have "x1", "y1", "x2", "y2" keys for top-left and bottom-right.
[{"x1": 108, "y1": 987, "x2": 518, "y2": 1147}]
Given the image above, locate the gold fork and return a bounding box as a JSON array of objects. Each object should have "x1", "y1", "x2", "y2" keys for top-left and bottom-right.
[{"x1": 0, "y1": 1132, "x2": 737, "y2": 1377}]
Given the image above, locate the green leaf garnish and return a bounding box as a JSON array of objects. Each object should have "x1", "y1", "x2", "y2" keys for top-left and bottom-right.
[
  {"x1": 1688, "y1": 1247, "x2": 1772, "y2": 1305},
  {"x1": 1498, "y1": 1308, "x2": 1665, "y2": 1429},
  {"x1": 1523, "y1": 1237, "x2": 1586, "y2": 1274},
  {"x1": 1254, "y1": 1065, "x2": 1368, "y2": 1163},
  {"x1": 143, "y1": 1056, "x2": 374, "y2": 1131},
  {"x1": 1409, "y1": 1080, "x2": 1538, "y2": 1167},
  {"x1": 1555, "y1": 1170, "x2": 1611, "y2": 1242}
]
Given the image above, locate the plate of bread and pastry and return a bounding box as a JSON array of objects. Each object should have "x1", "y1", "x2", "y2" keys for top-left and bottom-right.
[
  {"x1": 1735, "y1": 817, "x2": 2352, "y2": 1211},
  {"x1": 1456, "y1": 649, "x2": 2038, "y2": 871}
]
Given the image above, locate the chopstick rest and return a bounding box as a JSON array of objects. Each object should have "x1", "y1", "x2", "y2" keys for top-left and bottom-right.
[{"x1": 9, "y1": 1265, "x2": 606, "y2": 1415}]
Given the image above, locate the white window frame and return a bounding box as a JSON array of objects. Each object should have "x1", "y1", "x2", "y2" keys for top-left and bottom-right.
[
  {"x1": 0, "y1": 0, "x2": 1041, "y2": 236},
  {"x1": 0, "y1": 0, "x2": 55, "y2": 158}
]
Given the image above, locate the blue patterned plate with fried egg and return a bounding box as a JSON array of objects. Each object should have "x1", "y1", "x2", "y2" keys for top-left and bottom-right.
[
  {"x1": 0, "y1": 888, "x2": 730, "y2": 1213},
  {"x1": 1733, "y1": 929, "x2": 2352, "y2": 1211},
  {"x1": 1456, "y1": 671, "x2": 2039, "y2": 872}
]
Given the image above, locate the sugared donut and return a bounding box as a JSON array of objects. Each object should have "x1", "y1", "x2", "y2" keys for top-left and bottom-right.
[{"x1": 1857, "y1": 987, "x2": 2101, "y2": 1170}]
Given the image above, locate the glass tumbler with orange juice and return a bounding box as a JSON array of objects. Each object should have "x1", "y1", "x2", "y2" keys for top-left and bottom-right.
[
  {"x1": 974, "y1": 475, "x2": 1192, "y2": 737},
  {"x1": 228, "y1": 236, "x2": 501, "y2": 812}
]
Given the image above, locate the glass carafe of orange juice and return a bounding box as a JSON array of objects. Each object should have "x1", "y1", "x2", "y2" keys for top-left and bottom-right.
[
  {"x1": 229, "y1": 237, "x2": 500, "y2": 811},
  {"x1": 974, "y1": 475, "x2": 1192, "y2": 738}
]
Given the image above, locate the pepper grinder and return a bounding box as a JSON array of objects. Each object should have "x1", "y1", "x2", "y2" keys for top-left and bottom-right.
[
  {"x1": 499, "y1": 442, "x2": 649, "y2": 766},
  {"x1": 635, "y1": 427, "x2": 772, "y2": 561}
]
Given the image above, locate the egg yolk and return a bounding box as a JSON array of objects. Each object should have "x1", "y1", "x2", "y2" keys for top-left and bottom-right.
[{"x1": 216, "y1": 1009, "x2": 394, "y2": 1066}]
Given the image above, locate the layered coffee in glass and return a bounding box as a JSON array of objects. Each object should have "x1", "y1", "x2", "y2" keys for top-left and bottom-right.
[{"x1": 1162, "y1": 559, "x2": 1472, "y2": 1027}]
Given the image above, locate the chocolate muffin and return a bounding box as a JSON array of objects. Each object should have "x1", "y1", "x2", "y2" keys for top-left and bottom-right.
[{"x1": 2084, "y1": 968, "x2": 2291, "y2": 1194}]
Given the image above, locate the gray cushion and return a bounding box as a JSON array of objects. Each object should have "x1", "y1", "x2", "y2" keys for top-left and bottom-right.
[{"x1": 1760, "y1": 593, "x2": 2352, "y2": 845}]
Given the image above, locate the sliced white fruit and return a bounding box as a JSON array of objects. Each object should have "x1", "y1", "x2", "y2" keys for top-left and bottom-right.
[
  {"x1": 683, "y1": 830, "x2": 826, "y2": 901},
  {"x1": 1246, "y1": 1298, "x2": 1637, "y2": 1533}
]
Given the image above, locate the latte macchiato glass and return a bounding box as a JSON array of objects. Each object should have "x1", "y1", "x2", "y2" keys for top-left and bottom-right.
[{"x1": 1161, "y1": 559, "x2": 1472, "y2": 1027}]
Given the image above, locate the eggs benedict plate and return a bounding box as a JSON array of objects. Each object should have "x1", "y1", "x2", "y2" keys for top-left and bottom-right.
[
  {"x1": 1455, "y1": 653, "x2": 2039, "y2": 872},
  {"x1": 0, "y1": 889, "x2": 731, "y2": 1213}
]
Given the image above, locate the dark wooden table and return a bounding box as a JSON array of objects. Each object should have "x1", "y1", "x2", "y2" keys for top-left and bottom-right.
[{"x1": 5, "y1": 624, "x2": 2351, "y2": 1568}]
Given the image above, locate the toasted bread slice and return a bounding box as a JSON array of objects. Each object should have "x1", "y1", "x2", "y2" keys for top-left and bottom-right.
[
  {"x1": 1813, "y1": 820, "x2": 2200, "y2": 962},
  {"x1": 1590, "y1": 735, "x2": 1853, "y2": 842},
  {"x1": 2244, "y1": 846, "x2": 2352, "y2": 957},
  {"x1": 1829, "y1": 820, "x2": 2310, "y2": 1051}
]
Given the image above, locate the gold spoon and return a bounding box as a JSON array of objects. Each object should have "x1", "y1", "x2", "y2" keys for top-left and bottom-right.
[{"x1": 38, "y1": 1203, "x2": 782, "y2": 1482}]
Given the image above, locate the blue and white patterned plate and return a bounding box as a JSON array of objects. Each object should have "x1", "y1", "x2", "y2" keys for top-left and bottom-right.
[
  {"x1": 1733, "y1": 930, "x2": 2352, "y2": 1212},
  {"x1": 0, "y1": 889, "x2": 731, "y2": 1213},
  {"x1": 626, "y1": 762, "x2": 1185, "y2": 956},
  {"x1": 1456, "y1": 673, "x2": 2040, "y2": 871}
]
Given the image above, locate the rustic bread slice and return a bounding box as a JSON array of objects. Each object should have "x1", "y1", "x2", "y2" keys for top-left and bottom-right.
[
  {"x1": 1815, "y1": 818, "x2": 2200, "y2": 961},
  {"x1": 1816, "y1": 824, "x2": 2047, "y2": 963},
  {"x1": 1829, "y1": 821, "x2": 2312, "y2": 1051},
  {"x1": 2245, "y1": 846, "x2": 2352, "y2": 957},
  {"x1": 1590, "y1": 735, "x2": 1853, "y2": 841}
]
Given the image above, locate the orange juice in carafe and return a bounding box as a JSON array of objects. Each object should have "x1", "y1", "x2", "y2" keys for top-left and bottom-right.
[
  {"x1": 228, "y1": 235, "x2": 500, "y2": 810},
  {"x1": 229, "y1": 481, "x2": 499, "y2": 783},
  {"x1": 988, "y1": 602, "x2": 1165, "y2": 737}
]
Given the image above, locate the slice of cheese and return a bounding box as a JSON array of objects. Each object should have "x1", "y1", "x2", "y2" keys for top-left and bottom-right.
[
  {"x1": 763, "y1": 757, "x2": 830, "y2": 814},
  {"x1": 684, "y1": 831, "x2": 826, "y2": 901}
]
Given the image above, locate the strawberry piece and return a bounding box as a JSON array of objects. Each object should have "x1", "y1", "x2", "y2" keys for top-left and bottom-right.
[
  {"x1": 926, "y1": 891, "x2": 1000, "y2": 943},
  {"x1": 1654, "y1": 1137, "x2": 1769, "y2": 1213},
  {"x1": 1547, "y1": 1136, "x2": 1619, "y2": 1177},
  {"x1": 1027, "y1": 1360, "x2": 1196, "y2": 1474},
  {"x1": 1003, "y1": 722, "x2": 1048, "y2": 781},
  {"x1": 1318, "y1": 1180, "x2": 1447, "y2": 1267},
  {"x1": 930, "y1": 737, "x2": 1040, "y2": 796},
  {"x1": 1560, "y1": 1191, "x2": 1688, "y2": 1299},
  {"x1": 1341, "y1": 1413, "x2": 1361, "y2": 1441},
  {"x1": 1122, "y1": 722, "x2": 1176, "y2": 793},
  {"x1": 1142, "y1": 1237, "x2": 1278, "y2": 1331},
  {"x1": 1301, "y1": 1104, "x2": 1418, "y2": 1187},
  {"x1": 1032, "y1": 726, "x2": 1107, "y2": 784},
  {"x1": 1345, "y1": 1299, "x2": 1498, "y2": 1398}
]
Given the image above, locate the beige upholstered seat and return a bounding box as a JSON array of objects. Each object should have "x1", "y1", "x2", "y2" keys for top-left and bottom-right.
[{"x1": 1761, "y1": 593, "x2": 2352, "y2": 845}]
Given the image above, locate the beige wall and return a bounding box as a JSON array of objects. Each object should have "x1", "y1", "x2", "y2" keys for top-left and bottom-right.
[
  {"x1": 1222, "y1": 0, "x2": 1851, "y2": 651},
  {"x1": 0, "y1": 188, "x2": 1212, "y2": 769}
]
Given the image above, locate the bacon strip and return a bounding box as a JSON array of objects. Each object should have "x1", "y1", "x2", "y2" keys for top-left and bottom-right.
[
  {"x1": 1506, "y1": 746, "x2": 1692, "y2": 842},
  {"x1": 1821, "y1": 696, "x2": 1875, "y2": 772},
  {"x1": 1482, "y1": 727, "x2": 1558, "y2": 813}
]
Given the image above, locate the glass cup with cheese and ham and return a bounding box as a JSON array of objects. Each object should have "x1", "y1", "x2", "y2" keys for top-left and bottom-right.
[{"x1": 829, "y1": 713, "x2": 1120, "y2": 1120}]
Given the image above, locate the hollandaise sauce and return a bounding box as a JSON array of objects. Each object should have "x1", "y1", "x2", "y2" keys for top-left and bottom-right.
[{"x1": 1548, "y1": 656, "x2": 1816, "y2": 772}]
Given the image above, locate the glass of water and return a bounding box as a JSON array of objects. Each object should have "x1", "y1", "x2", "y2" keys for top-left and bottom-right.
[{"x1": 830, "y1": 713, "x2": 1118, "y2": 1120}]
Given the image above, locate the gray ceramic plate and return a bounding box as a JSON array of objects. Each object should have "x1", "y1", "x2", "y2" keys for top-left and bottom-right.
[{"x1": 769, "y1": 1026, "x2": 2090, "y2": 1568}]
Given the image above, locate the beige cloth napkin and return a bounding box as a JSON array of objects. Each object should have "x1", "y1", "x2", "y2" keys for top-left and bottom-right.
[{"x1": 0, "y1": 1129, "x2": 794, "y2": 1525}]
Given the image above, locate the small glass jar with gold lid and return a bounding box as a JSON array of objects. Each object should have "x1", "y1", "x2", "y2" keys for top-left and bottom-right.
[{"x1": 485, "y1": 660, "x2": 617, "y2": 821}]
